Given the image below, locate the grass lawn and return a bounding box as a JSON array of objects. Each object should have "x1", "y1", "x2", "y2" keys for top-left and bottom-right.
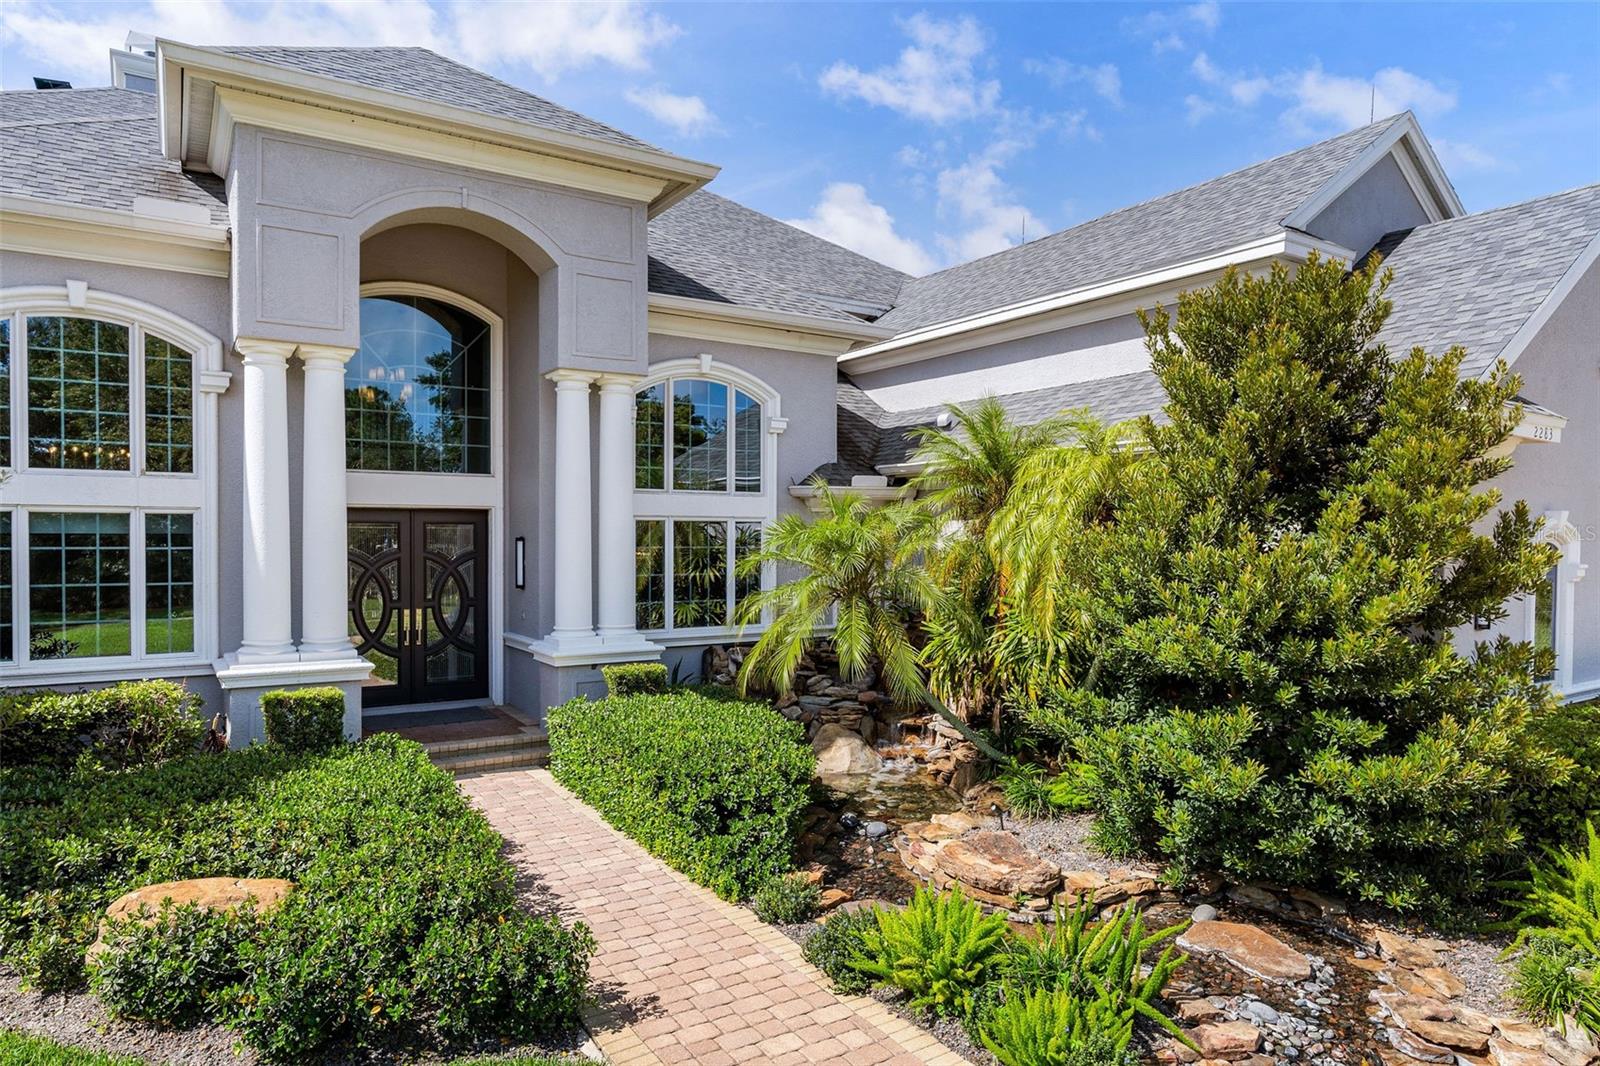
[{"x1": 0, "y1": 1030, "x2": 145, "y2": 1066}]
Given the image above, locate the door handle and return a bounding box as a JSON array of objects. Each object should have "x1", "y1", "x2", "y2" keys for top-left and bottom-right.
[{"x1": 411, "y1": 607, "x2": 425, "y2": 647}]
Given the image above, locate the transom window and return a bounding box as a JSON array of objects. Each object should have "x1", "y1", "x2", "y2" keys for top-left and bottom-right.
[
  {"x1": 1, "y1": 288, "x2": 217, "y2": 672},
  {"x1": 636, "y1": 376, "x2": 762, "y2": 493},
  {"x1": 348, "y1": 295, "x2": 491, "y2": 474}
]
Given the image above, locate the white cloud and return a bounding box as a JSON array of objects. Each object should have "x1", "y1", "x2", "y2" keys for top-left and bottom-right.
[
  {"x1": 1185, "y1": 55, "x2": 1456, "y2": 133},
  {"x1": 1433, "y1": 137, "x2": 1503, "y2": 172},
  {"x1": 933, "y1": 139, "x2": 1048, "y2": 262},
  {"x1": 0, "y1": 0, "x2": 678, "y2": 87},
  {"x1": 1284, "y1": 64, "x2": 1456, "y2": 130},
  {"x1": 785, "y1": 183, "x2": 937, "y2": 275},
  {"x1": 819, "y1": 12, "x2": 999, "y2": 123},
  {"x1": 1023, "y1": 57, "x2": 1123, "y2": 106},
  {"x1": 623, "y1": 85, "x2": 719, "y2": 136},
  {"x1": 1123, "y1": 1, "x2": 1221, "y2": 53}
]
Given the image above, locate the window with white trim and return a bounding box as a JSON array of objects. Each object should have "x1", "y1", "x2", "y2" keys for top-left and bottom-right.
[
  {"x1": 633, "y1": 363, "x2": 777, "y2": 634},
  {"x1": 0, "y1": 289, "x2": 221, "y2": 672},
  {"x1": 1530, "y1": 512, "x2": 1588, "y2": 692}
]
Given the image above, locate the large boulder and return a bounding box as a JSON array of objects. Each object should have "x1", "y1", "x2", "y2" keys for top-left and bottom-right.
[
  {"x1": 812, "y1": 723, "x2": 882, "y2": 776},
  {"x1": 89, "y1": 876, "x2": 293, "y2": 960},
  {"x1": 934, "y1": 830, "x2": 1061, "y2": 898},
  {"x1": 1177, "y1": 920, "x2": 1313, "y2": 983}
]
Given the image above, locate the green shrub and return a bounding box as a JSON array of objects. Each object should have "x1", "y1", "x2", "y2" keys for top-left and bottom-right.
[
  {"x1": 980, "y1": 986, "x2": 1141, "y2": 1066},
  {"x1": 548, "y1": 691, "x2": 813, "y2": 899},
  {"x1": 0, "y1": 681, "x2": 202, "y2": 771},
  {"x1": 999, "y1": 764, "x2": 1055, "y2": 819},
  {"x1": 413, "y1": 913, "x2": 595, "y2": 1040},
  {"x1": 1518, "y1": 699, "x2": 1600, "y2": 852},
  {"x1": 803, "y1": 908, "x2": 877, "y2": 994},
  {"x1": 752, "y1": 873, "x2": 819, "y2": 924},
  {"x1": 1511, "y1": 935, "x2": 1600, "y2": 1033},
  {"x1": 90, "y1": 901, "x2": 260, "y2": 1027},
  {"x1": 260, "y1": 687, "x2": 346, "y2": 753},
  {"x1": 854, "y1": 886, "x2": 1009, "y2": 1019},
  {"x1": 0, "y1": 735, "x2": 592, "y2": 1059},
  {"x1": 11, "y1": 909, "x2": 98, "y2": 994},
  {"x1": 600, "y1": 662, "x2": 668, "y2": 697}
]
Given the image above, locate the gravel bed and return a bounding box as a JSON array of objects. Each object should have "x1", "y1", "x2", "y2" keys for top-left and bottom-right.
[
  {"x1": 0, "y1": 975, "x2": 595, "y2": 1065},
  {"x1": 1010, "y1": 811, "x2": 1159, "y2": 878},
  {"x1": 869, "y1": 987, "x2": 998, "y2": 1066}
]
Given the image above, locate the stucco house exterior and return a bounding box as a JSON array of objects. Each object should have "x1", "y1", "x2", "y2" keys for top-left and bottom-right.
[{"x1": 0, "y1": 42, "x2": 1594, "y2": 743}]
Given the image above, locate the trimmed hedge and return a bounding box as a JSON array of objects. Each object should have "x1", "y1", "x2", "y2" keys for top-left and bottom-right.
[
  {"x1": 1, "y1": 734, "x2": 593, "y2": 1060},
  {"x1": 600, "y1": 662, "x2": 668, "y2": 697},
  {"x1": 547, "y1": 690, "x2": 813, "y2": 899},
  {"x1": 0, "y1": 680, "x2": 203, "y2": 770},
  {"x1": 261, "y1": 687, "x2": 346, "y2": 753}
]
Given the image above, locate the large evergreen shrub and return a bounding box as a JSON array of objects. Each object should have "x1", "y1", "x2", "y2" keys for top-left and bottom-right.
[
  {"x1": 547, "y1": 691, "x2": 813, "y2": 899},
  {"x1": 1021, "y1": 255, "x2": 1569, "y2": 912}
]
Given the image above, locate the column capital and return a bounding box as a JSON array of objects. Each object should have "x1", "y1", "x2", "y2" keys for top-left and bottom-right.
[
  {"x1": 296, "y1": 343, "x2": 358, "y2": 369},
  {"x1": 546, "y1": 368, "x2": 599, "y2": 389},
  {"x1": 596, "y1": 372, "x2": 645, "y2": 393},
  {"x1": 233, "y1": 337, "x2": 296, "y2": 366}
]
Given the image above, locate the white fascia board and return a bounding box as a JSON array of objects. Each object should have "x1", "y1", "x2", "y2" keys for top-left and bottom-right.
[
  {"x1": 1284, "y1": 112, "x2": 1464, "y2": 232},
  {"x1": 1489, "y1": 230, "x2": 1600, "y2": 377},
  {"x1": 157, "y1": 40, "x2": 719, "y2": 211},
  {"x1": 839, "y1": 230, "x2": 1354, "y2": 374},
  {"x1": 648, "y1": 293, "x2": 894, "y2": 355},
  {"x1": 0, "y1": 196, "x2": 231, "y2": 277}
]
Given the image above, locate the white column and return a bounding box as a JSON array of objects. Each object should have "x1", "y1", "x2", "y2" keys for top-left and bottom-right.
[
  {"x1": 549, "y1": 369, "x2": 598, "y2": 643},
  {"x1": 297, "y1": 344, "x2": 360, "y2": 660},
  {"x1": 596, "y1": 374, "x2": 640, "y2": 639},
  {"x1": 234, "y1": 339, "x2": 296, "y2": 662}
]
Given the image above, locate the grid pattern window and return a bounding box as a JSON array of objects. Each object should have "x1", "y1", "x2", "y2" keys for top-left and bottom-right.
[
  {"x1": 0, "y1": 296, "x2": 211, "y2": 670},
  {"x1": 144, "y1": 335, "x2": 195, "y2": 473},
  {"x1": 1534, "y1": 565, "x2": 1558, "y2": 682},
  {"x1": 633, "y1": 518, "x2": 763, "y2": 634},
  {"x1": 0, "y1": 513, "x2": 11, "y2": 663},
  {"x1": 1, "y1": 319, "x2": 10, "y2": 468},
  {"x1": 27, "y1": 316, "x2": 131, "y2": 471},
  {"x1": 635, "y1": 384, "x2": 666, "y2": 490},
  {"x1": 348, "y1": 296, "x2": 491, "y2": 474},
  {"x1": 144, "y1": 514, "x2": 195, "y2": 655},
  {"x1": 636, "y1": 519, "x2": 666, "y2": 630},
  {"x1": 28, "y1": 512, "x2": 132, "y2": 660},
  {"x1": 635, "y1": 376, "x2": 763, "y2": 496}
]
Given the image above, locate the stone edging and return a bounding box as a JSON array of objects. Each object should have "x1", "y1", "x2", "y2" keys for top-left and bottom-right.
[{"x1": 526, "y1": 770, "x2": 973, "y2": 1066}]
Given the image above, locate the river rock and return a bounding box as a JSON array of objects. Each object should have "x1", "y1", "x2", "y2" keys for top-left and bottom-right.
[
  {"x1": 1226, "y1": 883, "x2": 1280, "y2": 910},
  {"x1": 1060, "y1": 869, "x2": 1108, "y2": 896},
  {"x1": 1177, "y1": 998, "x2": 1225, "y2": 1023},
  {"x1": 1407, "y1": 1017, "x2": 1490, "y2": 1052},
  {"x1": 1386, "y1": 1027, "x2": 1459, "y2": 1063},
  {"x1": 1490, "y1": 1019, "x2": 1544, "y2": 1050},
  {"x1": 934, "y1": 830, "x2": 1061, "y2": 898},
  {"x1": 1177, "y1": 920, "x2": 1314, "y2": 983},
  {"x1": 930, "y1": 810, "x2": 988, "y2": 833},
  {"x1": 818, "y1": 888, "x2": 853, "y2": 912},
  {"x1": 1489, "y1": 1040, "x2": 1552, "y2": 1066},
  {"x1": 1374, "y1": 928, "x2": 1439, "y2": 970},
  {"x1": 1192, "y1": 1020, "x2": 1262, "y2": 1056},
  {"x1": 1191, "y1": 903, "x2": 1218, "y2": 923},
  {"x1": 812, "y1": 723, "x2": 882, "y2": 775},
  {"x1": 90, "y1": 876, "x2": 292, "y2": 960}
]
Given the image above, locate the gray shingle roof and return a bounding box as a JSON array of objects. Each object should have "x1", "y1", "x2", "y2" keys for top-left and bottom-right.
[
  {"x1": 212, "y1": 46, "x2": 657, "y2": 151},
  {"x1": 874, "y1": 116, "x2": 1407, "y2": 334},
  {"x1": 0, "y1": 87, "x2": 228, "y2": 224},
  {"x1": 1370, "y1": 184, "x2": 1600, "y2": 377},
  {"x1": 648, "y1": 190, "x2": 910, "y2": 323}
]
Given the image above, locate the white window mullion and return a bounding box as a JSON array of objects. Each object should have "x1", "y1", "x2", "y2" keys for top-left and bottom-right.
[
  {"x1": 724, "y1": 519, "x2": 735, "y2": 627},
  {"x1": 14, "y1": 508, "x2": 30, "y2": 665},
  {"x1": 14, "y1": 311, "x2": 28, "y2": 475},
  {"x1": 129, "y1": 507, "x2": 146, "y2": 659},
  {"x1": 129, "y1": 323, "x2": 145, "y2": 476},
  {"x1": 663, "y1": 377, "x2": 674, "y2": 491}
]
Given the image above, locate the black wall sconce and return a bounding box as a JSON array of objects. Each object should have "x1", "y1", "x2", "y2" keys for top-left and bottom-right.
[{"x1": 514, "y1": 537, "x2": 526, "y2": 590}]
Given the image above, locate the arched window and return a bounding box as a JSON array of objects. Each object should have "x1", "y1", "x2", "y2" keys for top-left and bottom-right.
[
  {"x1": 0, "y1": 286, "x2": 224, "y2": 676},
  {"x1": 633, "y1": 359, "x2": 780, "y2": 636},
  {"x1": 348, "y1": 295, "x2": 491, "y2": 474}
]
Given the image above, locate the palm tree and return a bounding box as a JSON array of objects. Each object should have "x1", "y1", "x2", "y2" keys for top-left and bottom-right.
[
  {"x1": 734, "y1": 483, "x2": 941, "y2": 704},
  {"x1": 909, "y1": 398, "x2": 1074, "y2": 726}
]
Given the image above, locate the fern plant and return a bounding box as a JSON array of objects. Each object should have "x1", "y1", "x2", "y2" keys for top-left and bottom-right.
[
  {"x1": 1505, "y1": 820, "x2": 1600, "y2": 957},
  {"x1": 992, "y1": 899, "x2": 1193, "y2": 1053},
  {"x1": 980, "y1": 985, "x2": 1140, "y2": 1066},
  {"x1": 852, "y1": 886, "x2": 1009, "y2": 1019}
]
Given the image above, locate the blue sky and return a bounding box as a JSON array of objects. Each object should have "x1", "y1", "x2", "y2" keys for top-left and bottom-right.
[{"x1": 3, "y1": 1, "x2": 1597, "y2": 275}]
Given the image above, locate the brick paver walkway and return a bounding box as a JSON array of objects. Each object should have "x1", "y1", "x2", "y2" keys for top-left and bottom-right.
[{"x1": 461, "y1": 768, "x2": 970, "y2": 1066}]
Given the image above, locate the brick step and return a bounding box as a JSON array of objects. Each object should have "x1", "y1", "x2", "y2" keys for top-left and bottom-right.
[
  {"x1": 431, "y1": 742, "x2": 549, "y2": 775},
  {"x1": 423, "y1": 727, "x2": 549, "y2": 758}
]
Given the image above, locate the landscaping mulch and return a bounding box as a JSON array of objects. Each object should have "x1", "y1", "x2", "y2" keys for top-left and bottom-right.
[{"x1": 0, "y1": 977, "x2": 596, "y2": 1066}]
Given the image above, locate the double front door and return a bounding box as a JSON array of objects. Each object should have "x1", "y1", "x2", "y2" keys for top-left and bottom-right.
[{"x1": 348, "y1": 509, "x2": 489, "y2": 707}]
